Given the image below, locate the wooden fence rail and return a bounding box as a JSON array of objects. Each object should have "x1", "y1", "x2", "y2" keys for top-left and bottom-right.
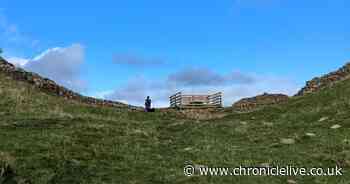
[{"x1": 169, "y1": 92, "x2": 222, "y2": 107}]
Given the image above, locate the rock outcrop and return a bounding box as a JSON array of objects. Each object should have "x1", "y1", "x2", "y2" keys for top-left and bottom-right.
[
  {"x1": 296, "y1": 62, "x2": 350, "y2": 96},
  {"x1": 0, "y1": 57, "x2": 141, "y2": 110},
  {"x1": 232, "y1": 93, "x2": 289, "y2": 111},
  {"x1": 232, "y1": 62, "x2": 350, "y2": 112}
]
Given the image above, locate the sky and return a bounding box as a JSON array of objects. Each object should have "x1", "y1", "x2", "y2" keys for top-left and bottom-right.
[{"x1": 0, "y1": 0, "x2": 349, "y2": 107}]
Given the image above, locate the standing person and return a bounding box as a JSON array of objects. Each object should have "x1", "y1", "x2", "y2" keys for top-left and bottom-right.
[{"x1": 145, "y1": 96, "x2": 152, "y2": 112}]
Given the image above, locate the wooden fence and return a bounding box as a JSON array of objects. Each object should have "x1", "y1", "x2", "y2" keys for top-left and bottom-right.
[
  {"x1": 208, "y1": 92, "x2": 222, "y2": 107},
  {"x1": 169, "y1": 92, "x2": 182, "y2": 107},
  {"x1": 169, "y1": 92, "x2": 222, "y2": 107}
]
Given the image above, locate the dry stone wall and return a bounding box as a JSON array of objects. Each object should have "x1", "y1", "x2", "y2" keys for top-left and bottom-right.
[
  {"x1": 0, "y1": 57, "x2": 141, "y2": 110},
  {"x1": 232, "y1": 62, "x2": 350, "y2": 112},
  {"x1": 296, "y1": 62, "x2": 350, "y2": 96},
  {"x1": 232, "y1": 93, "x2": 289, "y2": 112}
]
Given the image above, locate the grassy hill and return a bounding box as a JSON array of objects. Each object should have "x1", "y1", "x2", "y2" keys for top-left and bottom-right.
[{"x1": 1, "y1": 59, "x2": 350, "y2": 183}]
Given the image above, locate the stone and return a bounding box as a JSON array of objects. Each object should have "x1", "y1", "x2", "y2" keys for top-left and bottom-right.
[
  {"x1": 232, "y1": 93, "x2": 289, "y2": 112},
  {"x1": 287, "y1": 179, "x2": 297, "y2": 184},
  {"x1": 280, "y1": 138, "x2": 296, "y2": 145},
  {"x1": 330, "y1": 124, "x2": 342, "y2": 129},
  {"x1": 263, "y1": 122, "x2": 274, "y2": 127},
  {"x1": 305, "y1": 133, "x2": 316, "y2": 137},
  {"x1": 132, "y1": 129, "x2": 149, "y2": 137},
  {"x1": 240, "y1": 121, "x2": 248, "y2": 125},
  {"x1": 71, "y1": 159, "x2": 81, "y2": 165},
  {"x1": 296, "y1": 62, "x2": 350, "y2": 96},
  {"x1": 318, "y1": 117, "x2": 329, "y2": 122}
]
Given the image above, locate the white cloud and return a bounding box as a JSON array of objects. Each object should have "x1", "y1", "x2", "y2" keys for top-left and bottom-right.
[
  {"x1": 5, "y1": 57, "x2": 29, "y2": 67},
  {"x1": 6, "y1": 44, "x2": 87, "y2": 92},
  {"x1": 105, "y1": 76, "x2": 174, "y2": 107},
  {"x1": 105, "y1": 68, "x2": 299, "y2": 107},
  {"x1": 89, "y1": 90, "x2": 115, "y2": 99},
  {"x1": 168, "y1": 68, "x2": 256, "y2": 86},
  {"x1": 112, "y1": 53, "x2": 166, "y2": 67},
  {"x1": 6, "y1": 45, "x2": 298, "y2": 107}
]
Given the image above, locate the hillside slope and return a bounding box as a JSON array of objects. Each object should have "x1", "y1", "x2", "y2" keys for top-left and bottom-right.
[
  {"x1": 1, "y1": 59, "x2": 350, "y2": 183},
  {"x1": 0, "y1": 57, "x2": 140, "y2": 110}
]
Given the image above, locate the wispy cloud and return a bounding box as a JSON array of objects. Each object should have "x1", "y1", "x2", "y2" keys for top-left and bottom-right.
[
  {"x1": 104, "y1": 67, "x2": 298, "y2": 107},
  {"x1": 112, "y1": 53, "x2": 166, "y2": 67},
  {"x1": 168, "y1": 67, "x2": 256, "y2": 86},
  {"x1": 105, "y1": 76, "x2": 173, "y2": 107}
]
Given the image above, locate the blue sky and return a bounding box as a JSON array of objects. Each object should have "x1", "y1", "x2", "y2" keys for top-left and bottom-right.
[{"x1": 1, "y1": 0, "x2": 349, "y2": 107}]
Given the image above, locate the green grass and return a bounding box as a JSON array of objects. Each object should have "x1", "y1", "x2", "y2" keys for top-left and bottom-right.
[{"x1": 1, "y1": 71, "x2": 350, "y2": 184}]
